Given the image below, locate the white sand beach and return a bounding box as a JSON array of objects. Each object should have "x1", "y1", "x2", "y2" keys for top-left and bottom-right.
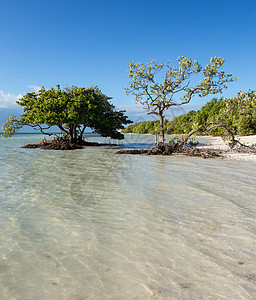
[{"x1": 198, "y1": 135, "x2": 256, "y2": 161}]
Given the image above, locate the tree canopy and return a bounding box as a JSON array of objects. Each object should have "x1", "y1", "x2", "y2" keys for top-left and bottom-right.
[
  {"x1": 124, "y1": 56, "x2": 237, "y2": 143},
  {"x1": 2, "y1": 85, "x2": 132, "y2": 142}
]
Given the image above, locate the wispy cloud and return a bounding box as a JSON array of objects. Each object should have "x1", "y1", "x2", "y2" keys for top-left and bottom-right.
[
  {"x1": 117, "y1": 103, "x2": 145, "y2": 115},
  {"x1": 116, "y1": 102, "x2": 200, "y2": 122},
  {"x1": 0, "y1": 90, "x2": 22, "y2": 109},
  {"x1": 116, "y1": 104, "x2": 151, "y2": 122},
  {"x1": 28, "y1": 85, "x2": 41, "y2": 92}
]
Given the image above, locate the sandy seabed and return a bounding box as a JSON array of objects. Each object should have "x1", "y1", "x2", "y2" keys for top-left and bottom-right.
[{"x1": 199, "y1": 135, "x2": 256, "y2": 161}]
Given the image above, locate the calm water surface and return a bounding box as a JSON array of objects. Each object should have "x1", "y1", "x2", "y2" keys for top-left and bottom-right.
[{"x1": 0, "y1": 134, "x2": 256, "y2": 299}]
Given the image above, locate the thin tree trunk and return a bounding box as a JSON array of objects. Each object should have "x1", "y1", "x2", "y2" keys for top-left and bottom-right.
[
  {"x1": 159, "y1": 114, "x2": 165, "y2": 144},
  {"x1": 74, "y1": 124, "x2": 77, "y2": 142},
  {"x1": 69, "y1": 124, "x2": 74, "y2": 143},
  {"x1": 78, "y1": 125, "x2": 87, "y2": 143}
]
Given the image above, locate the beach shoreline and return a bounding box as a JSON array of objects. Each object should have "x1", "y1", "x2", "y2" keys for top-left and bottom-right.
[
  {"x1": 123, "y1": 133, "x2": 256, "y2": 161},
  {"x1": 197, "y1": 135, "x2": 256, "y2": 161}
]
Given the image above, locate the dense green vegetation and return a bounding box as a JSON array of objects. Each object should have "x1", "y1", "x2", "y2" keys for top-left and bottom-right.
[
  {"x1": 2, "y1": 85, "x2": 132, "y2": 142},
  {"x1": 123, "y1": 96, "x2": 256, "y2": 136}
]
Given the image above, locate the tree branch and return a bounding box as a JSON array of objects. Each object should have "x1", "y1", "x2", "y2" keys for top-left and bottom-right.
[
  {"x1": 58, "y1": 125, "x2": 69, "y2": 135},
  {"x1": 28, "y1": 124, "x2": 54, "y2": 136}
]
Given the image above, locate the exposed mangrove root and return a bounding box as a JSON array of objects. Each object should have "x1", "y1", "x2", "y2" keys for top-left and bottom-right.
[
  {"x1": 22, "y1": 137, "x2": 118, "y2": 150},
  {"x1": 117, "y1": 143, "x2": 224, "y2": 158},
  {"x1": 231, "y1": 142, "x2": 256, "y2": 154}
]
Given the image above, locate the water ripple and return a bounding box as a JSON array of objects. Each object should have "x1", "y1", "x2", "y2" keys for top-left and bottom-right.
[{"x1": 0, "y1": 134, "x2": 256, "y2": 299}]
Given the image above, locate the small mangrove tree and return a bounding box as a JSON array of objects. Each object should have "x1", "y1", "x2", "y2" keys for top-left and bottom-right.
[
  {"x1": 124, "y1": 56, "x2": 237, "y2": 144},
  {"x1": 2, "y1": 85, "x2": 132, "y2": 148}
]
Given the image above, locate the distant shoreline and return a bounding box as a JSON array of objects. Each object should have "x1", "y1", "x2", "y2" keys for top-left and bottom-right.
[
  {"x1": 123, "y1": 132, "x2": 256, "y2": 138},
  {"x1": 0, "y1": 132, "x2": 96, "y2": 135}
]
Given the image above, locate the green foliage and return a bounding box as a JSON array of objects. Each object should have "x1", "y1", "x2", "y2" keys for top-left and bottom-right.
[
  {"x1": 123, "y1": 92, "x2": 256, "y2": 136},
  {"x1": 168, "y1": 134, "x2": 199, "y2": 147},
  {"x1": 2, "y1": 85, "x2": 132, "y2": 141},
  {"x1": 168, "y1": 134, "x2": 186, "y2": 145},
  {"x1": 172, "y1": 110, "x2": 196, "y2": 134},
  {"x1": 187, "y1": 137, "x2": 200, "y2": 147},
  {"x1": 125, "y1": 57, "x2": 236, "y2": 106},
  {"x1": 1, "y1": 115, "x2": 23, "y2": 138},
  {"x1": 224, "y1": 90, "x2": 256, "y2": 135}
]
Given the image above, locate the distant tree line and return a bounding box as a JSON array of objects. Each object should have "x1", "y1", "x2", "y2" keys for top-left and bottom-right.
[{"x1": 122, "y1": 96, "x2": 256, "y2": 136}]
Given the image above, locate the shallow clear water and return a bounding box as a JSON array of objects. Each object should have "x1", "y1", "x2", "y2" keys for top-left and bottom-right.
[{"x1": 0, "y1": 134, "x2": 256, "y2": 299}]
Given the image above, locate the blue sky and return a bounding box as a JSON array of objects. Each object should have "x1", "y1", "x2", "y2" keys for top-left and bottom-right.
[{"x1": 0, "y1": 0, "x2": 256, "y2": 129}]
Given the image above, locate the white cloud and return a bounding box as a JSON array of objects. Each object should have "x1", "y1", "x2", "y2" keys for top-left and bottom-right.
[
  {"x1": 28, "y1": 85, "x2": 41, "y2": 92},
  {"x1": 0, "y1": 90, "x2": 22, "y2": 108},
  {"x1": 0, "y1": 84, "x2": 41, "y2": 109}
]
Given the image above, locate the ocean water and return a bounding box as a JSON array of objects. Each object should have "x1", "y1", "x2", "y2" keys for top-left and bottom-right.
[{"x1": 0, "y1": 134, "x2": 256, "y2": 299}]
